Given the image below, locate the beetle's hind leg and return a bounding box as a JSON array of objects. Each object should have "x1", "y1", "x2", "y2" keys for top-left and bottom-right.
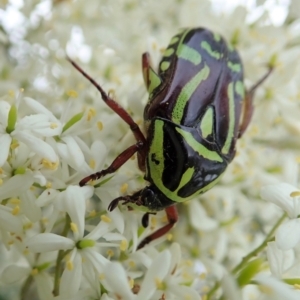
[
  {"x1": 238, "y1": 67, "x2": 273, "y2": 138},
  {"x1": 68, "y1": 58, "x2": 148, "y2": 185},
  {"x1": 137, "y1": 206, "x2": 178, "y2": 249}
]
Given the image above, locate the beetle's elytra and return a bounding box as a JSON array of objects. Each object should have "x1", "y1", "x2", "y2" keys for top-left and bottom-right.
[{"x1": 69, "y1": 27, "x2": 272, "y2": 249}]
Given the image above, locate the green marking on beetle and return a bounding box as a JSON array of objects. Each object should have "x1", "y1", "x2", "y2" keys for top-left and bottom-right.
[
  {"x1": 222, "y1": 83, "x2": 235, "y2": 154},
  {"x1": 200, "y1": 107, "x2": 214, "y2": 138},
  {"x1": 148, "y1": 67, "x2": 162, "y2": 94},
  {"x1": 176, "y1": 127, "x2": 223, "y2": 162},
  {"x1": 172, "y1": 64, "x2": 210, "y2": 123},
  {"x1": 148, "y1": 119, "x2": 165, "y2": 187},
  {"x1": 235, "y1": 81, "x2": 245, "y2": 98},
  {"x1": 176, "y1": 44, "x2": 202, "y2": 65},
  {"x1": 213, "y1": 32, "x2": 221, "y2": 42},
  {"x1": 169, "y1": 36, "x2": 179, "y2": 45},
  {"x1": 160, "y1": 61, "x2": 171, "y2": 72},
  {"x1": 227, "y1": 61, "x2": 241, "y2": 73},
  {"x1": 201, "y1": 41, "x2": 221, "y2": 59},
  {"x1": 163, "y1": 48, "x2": 175, "y2": 57},
  {"x1": 175, "y1": 167, "x2": 195, "y2": 192}
]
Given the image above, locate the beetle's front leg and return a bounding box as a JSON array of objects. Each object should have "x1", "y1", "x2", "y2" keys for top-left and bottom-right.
[
  {"x1": 239, "y1": 67, "x2": 273, "y2": 138},
  {"x1": 79, "y1": 142, "x2": 143, "y2": 186}
]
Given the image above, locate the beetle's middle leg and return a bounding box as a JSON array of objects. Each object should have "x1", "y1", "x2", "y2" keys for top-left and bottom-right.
[
  {"x1": 67, "y1": 58, "x2": 148, "y2": 170},
  {"x1": 238, "y1": 67, "x2": 273, "y2": 138}
]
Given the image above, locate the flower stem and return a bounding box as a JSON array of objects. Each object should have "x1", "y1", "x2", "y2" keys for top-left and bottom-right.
[
  {"x1": 53, "y1": 214, "x2": 71, "y2": 296},
  {"x1": 206, "y1": 212, "x2": 286, "y2": 299}
]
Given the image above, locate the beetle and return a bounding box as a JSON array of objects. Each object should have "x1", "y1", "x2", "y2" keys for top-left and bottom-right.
[{"x1": 68, "y1": 27, "x2": 272, "y2": 249}]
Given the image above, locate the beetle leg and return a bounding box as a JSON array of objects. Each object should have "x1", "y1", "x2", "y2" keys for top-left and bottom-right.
[
  {"x1": 79, "y1": 141, "x2": 143, "y2": 186},
  {"x1": 67, "y1": 58, "x2": 148, "y2": 165},
  {"x1": 141, "y1": 212, "x2": 156, "y2": 228},
  {"x1": 137, "y1": 206, "x2": 178, "y2": 249},
  {"x1": 239, "y1": 67, "x2": 273, "y2": 138}
]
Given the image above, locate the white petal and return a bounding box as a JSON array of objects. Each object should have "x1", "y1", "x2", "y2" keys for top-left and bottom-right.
[
  {"x1": 35, "y1": 273, "x2": 54, "y2": 300},
  {"x1": 60, "y1": 250, "x2": 82, "y2": 295},
  {"x1": 255, "y1": 273, "x2": 300, "y2": 300},
  {"x1": 137, "y1": 250, "x2": 171, "y2": 300},
  {"x1": 26, "y1": 233, "x2": 74, "y2": 252},
  {"x1": 20, "y1": 190, "x2": 42, "y2": 222},
  {"x1": 0, "y1": 173, "x2": 34, "y2": 201},
  {"x1": 221, "y1": 273, "x2": 242, "y2": 300},
  {"x1": 169, "y1": 284, "x2": 201, "y2": 300},
  {"x1": 0, "y1": 133, "x2": 11, "y2": 167},
  {"x1": 103, "y1": 262, "x2": 135, "y2": 300},
  {"x1": 276, "y1": 219, "x2": 300, "y2": 250},
  {"x1": 0, "y1": 207, "x2": 23, "y2": 232},
  {"x1": 16, "y1": 114, "x2": 62, "y2": 136},
  {"x1": 36, "y1": 188, "x2": 59, "y2": 207},
  {"x1": 0, "y1": 264, "x2": 30, "y2": 284},
  {"x1": 85, "y1": 221, "x2": 111, "y2": 240},
  {"x1": 0, "y1": 100, "x2": 10, "y2": 125},
  {"x1": 14, "y1": 131, "x2": 57, "y2": 162},
  {"x1": 267, "y1": 241, "x2": 295, "y2": 278},
  {"x1": 61, "y1": 136, "x2": 85, "y2": 170},
  {"x1": 24, "y1": 97, "x2": 58, "y2": 122},
  {"x1": 188, "y1": 200, "x2": 218, "y2": 231},
  {"x1": 91, "y1": 140, "x2": 107, "y2": 170},
  {"x1": 261, "y1": 183, "x2": 298, "y2": 218},
  {"x1": 64, "y1": 185, "x2": 86, "y2": 240}
]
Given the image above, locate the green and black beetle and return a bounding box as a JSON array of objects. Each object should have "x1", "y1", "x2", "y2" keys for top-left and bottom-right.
[{"x1": 69, "y1": 27, "x2": 272, "y2": 249}]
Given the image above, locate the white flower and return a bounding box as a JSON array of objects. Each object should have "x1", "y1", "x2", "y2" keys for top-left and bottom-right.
[
  {"x1": 261, "y1": 183, "x2": 300, "y2": 250},
  {"x1": 0, "y1": 99, "x2": 59, "y2": 168},
  {"x1": 26, "y1": 197, "x2": 125, "y2": 296},
  {"x1": 267, "y1": 241, "x2": 295, "y2": 278},
  {"x1": 255, "y1": 273, "x2": 300, "y2": 300}
]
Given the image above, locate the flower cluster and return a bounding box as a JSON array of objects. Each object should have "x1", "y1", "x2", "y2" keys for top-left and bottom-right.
[{"x1": 0, "y1": 0, "x2": 300, "y2": 300}]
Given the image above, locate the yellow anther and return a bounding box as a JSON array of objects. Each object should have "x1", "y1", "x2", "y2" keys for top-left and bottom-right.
[
  {"x1": 8, "y1": 90, "x2": 15, "y2": 97},
  {"x1": 87, "y1": 108, "x2": 96, "y2": 121},
  {"x1": 0, "y1": 179, "x2": 3, "y2": 186},
  {"x1": 10, "y1": 141, "x2": 19, "y2": 149},
  {"x1": 66, "y1": 90, "x2": 78, "y2": 98},
  {"x1": 0, "y1": 168, "x2": 3, "y2": 174},
  {"x1": 89, "y1": 210, "x2": 96, "y2": 217},
  {"x1": 70, "y1": 222, "x2": 78, "y2": 233},
  {"x1": 129, "y1": 278, "x2": 134, "y2": 289},
  {"x1": 167, "y1": 233, "x2": 173, "y2": 241},
  {"x1": 120, "y1": 240, "x2": 128, "y2": 251},
  {"x1": 150, "y1": 216, "x2": 157, "y2": 228},
  {"x1": 31, "y1": 268, "x2": 39, "y2": 276},
  {"x1": 120, "y1": 183, "x2": 128, "y2": 194},
  {"x1": 50, "y1": 123, "x2": 58, "y2": 129},
  {"x1": 66, "y1": 260, "x2": 73, "y2": 271},
  {"x1": 101, "y1": 215, "x2": 111, "y2": 223},
  {"x1": 290, "y1": 191, "x2": 300, "y2": 197},
  {"x1": 97, "y1": 121, "x2": 103, "y2": 131},
  {"x1": 46, "y1": 182, "x2": 52, "y2": 189},
  {"x1": 155, "y1": 278, "x2": 166, "y2": 290},
  {"x1": 106, "y1": 249, "x2": 114, "y2": 258},
  {"x1": 99, "y1": 273, "x2": 105, "y2": 280},
  {"x1": 128, "y1": 260, "x2": 136, "y2": 268},
  {"x1": 9, "y1": 198, "x2": 20, "y2": 205},
  {"x1": 42, "y1": 159, "x2": 58, "y2": 170},
  {"x1": 12, "y1": 206, "x2": 20, "y2": 215},
  {"x1": 89, "y1": 159, "x2": 96, "y2": 169}
]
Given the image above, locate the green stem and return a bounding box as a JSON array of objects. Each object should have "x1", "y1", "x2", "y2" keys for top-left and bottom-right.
[
  {"x1": 53, "y1": 214, "x2": 71, "y2": 296},
  {"x1": 20, "y1": 274, "x2": 33, "y2": 300},
  {"x1": 206, "y1": 213, "x2": 286, "y2": 300}
]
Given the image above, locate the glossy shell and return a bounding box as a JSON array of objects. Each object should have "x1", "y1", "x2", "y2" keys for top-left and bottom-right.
[{"x1": 144, "y1": 28, "x2": 245, "y2": 202}]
